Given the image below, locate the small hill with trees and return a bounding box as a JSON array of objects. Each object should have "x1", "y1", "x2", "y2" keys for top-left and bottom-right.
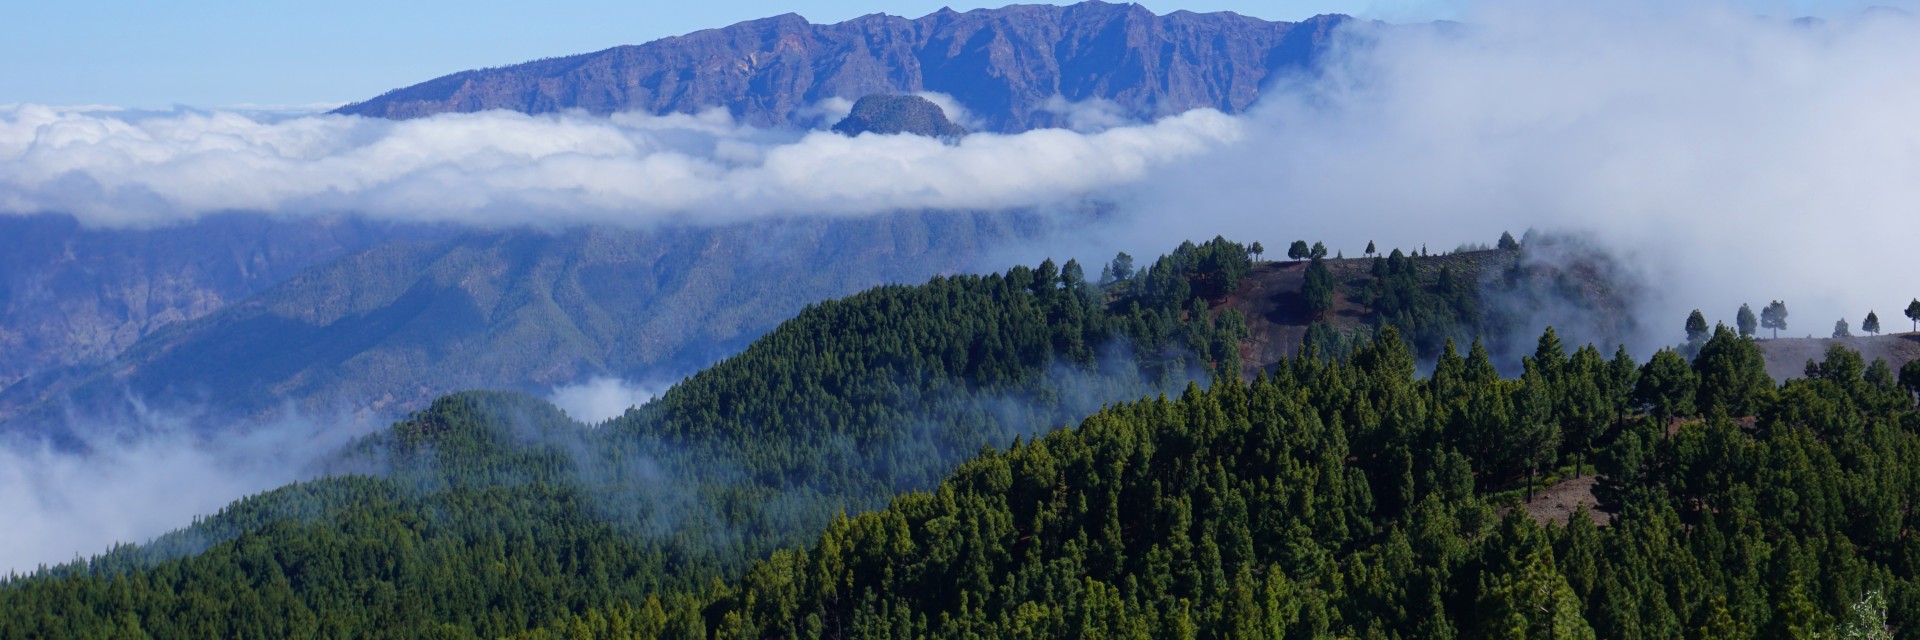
[{"x1": 831, "y1": 94, "x2": 968, "y2": 139}]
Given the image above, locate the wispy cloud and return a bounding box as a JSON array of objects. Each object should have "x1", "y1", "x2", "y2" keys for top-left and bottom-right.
[{"x1": 0, "y1": 407, "x2": 373, "y2": 575}]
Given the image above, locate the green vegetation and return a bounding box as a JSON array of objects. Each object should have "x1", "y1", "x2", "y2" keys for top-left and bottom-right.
[
  {"x1": 5, "y1": 236, "x2": 1915, "y2": 639},
  {"x1": 1763, "y1": 300, "x2": 1790, "y2": 339},
  {"x1": 0, "y1": 238, "x2": 1255, "y2": 638},
  {"x1": 830, "y1": 94, "x2": 969, "y2": 139},
  {"x1": 546, "y1": 329, "x2": 1916, "y2": 639},
  {"x1": 1343, "y1": 248, "x2": 1480, "y2": 359}
]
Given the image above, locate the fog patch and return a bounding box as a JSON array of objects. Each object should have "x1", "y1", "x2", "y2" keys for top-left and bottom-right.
[
  {"x1": 547, "y1": 377, "x2": 669, "y2": 425},
  {"x1": 1048, "y1": 2, "x2": 1920, "y2": 353},
  {"x1": 0, "y1": 407, "x2": 373, "y2": 575}
]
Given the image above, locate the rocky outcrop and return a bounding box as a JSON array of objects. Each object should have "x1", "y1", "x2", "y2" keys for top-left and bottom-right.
[
  {"x1": 334, "y1": 2, "x2": 1350, "y2": 132},
  {"x1": 831, "y1": 94, "x2": 968, "y2": 138}
]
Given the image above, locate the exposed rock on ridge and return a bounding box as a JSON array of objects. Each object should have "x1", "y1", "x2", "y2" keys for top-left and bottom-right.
[{"x1": 334, "y1": 2, "x2": 1350, "y2": 132}]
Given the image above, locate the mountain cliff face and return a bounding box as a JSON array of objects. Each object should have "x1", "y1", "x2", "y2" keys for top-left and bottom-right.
[{"x1": 333, "y1": 2, "x2": 1349, "y2": 131}]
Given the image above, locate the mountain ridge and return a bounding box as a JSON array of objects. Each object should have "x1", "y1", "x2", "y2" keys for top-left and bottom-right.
[{"x1": 332, "y1": 2, "x2": 1352, "y2": 131}]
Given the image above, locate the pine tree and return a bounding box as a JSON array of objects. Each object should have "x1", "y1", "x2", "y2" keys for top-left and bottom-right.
[
  {"x1": 1288, "y1": 240, "x2": 1309, "y2": 261},
  {"x1": 1635, "y1": 348, "x2": 1697, "y2": 424},
  {"x1": 1303, "y1": 258, "x2": 1335, "y2": 317},
  {"x1": 1907, "y1": 299, "x2": 1920, "y2": 333},
  {"x1": 1761, "y1": 300, "x2": 1789, "y2": 339},
  {"x1": 1498, "y1": 231, "x2": 1520, "y2": 251},
  {"x1": 1685, "y1": 310, "x2": 1709, "y2": 345},
  {"x1": 1365, "y1": 240, "x2": 1376, "y2": 256},
  {"x1": 1736, "y1": 303, "x2": 1758, "y2": 338},
  {"x1": 1249, "y1": 242, "x2": 1264, "y2": 262},
  {"x1": 1834, "y1": 319, "x2": 1852, "y2": 339},
  {"x1": 1863, "y1": 310, "x2": 1880, "y2": 335},
  {"x1": 1309, "y1": 241, "x2": 1328, "y2": 260}
]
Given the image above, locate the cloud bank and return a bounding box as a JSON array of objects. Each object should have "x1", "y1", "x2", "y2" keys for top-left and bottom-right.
[
  {"x1": 2, "y1": 3, "x2": 1915, "y2": 349},
  {"x1": 0, "y1": 103, "x2": 1238, "y2": 227},
  {"x1": 1082, "y1": 1, "x2": 1920, "y2": 347},
  {"x1": 0, "y1": 409, "x2": 371, "y2": 575}
]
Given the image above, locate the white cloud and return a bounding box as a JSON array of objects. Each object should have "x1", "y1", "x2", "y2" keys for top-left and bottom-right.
[
  {"x1": 1038, "y1": 95, "x2": 1137, "y2": 133},
  {"x1": 8, "y1": 0, "x2": 1920, "y2": 349},
  {"x1": 546, "y1": 377, "x2": 667, "y2": 425},
  {"x1": 0, "y1": 103, "x2": 1240, "y2": 228},
  {"x1": 1083, "y1": 2, "x2": 1920, "y2": 348},
  {"x1": 912, "y1": 91, "x2": 984, "y2": 131},
  {"x1": 0, "y1": 408, "x2": 372, "y2": 575}
]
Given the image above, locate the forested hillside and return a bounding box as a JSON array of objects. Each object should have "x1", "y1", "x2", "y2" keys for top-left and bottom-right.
[
  {"x1": 6, "y1": 237, "x2": 1912, "y2": 639},
  {"x1": 1227, "y1": 236, "x2": 1635, "y2": 377},
  {"x1": 545, "y1": 328, "x2": 1919, "y2": 639},
  {"x1": 0, "y1": 239, "x2": 1256, "y2": 637}
]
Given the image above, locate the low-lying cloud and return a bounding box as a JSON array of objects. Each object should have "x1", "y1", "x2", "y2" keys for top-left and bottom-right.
[
  {"x1": 547, "y1": 377, "x2": 667, "y2": 425},
  {"x1": 0, "y1": 409, "x2": 372, "y2": 575},
  {"x1": 0, "y1": 102, "x2": 1238, "y2": 227},
  {"x1": 1080, "y1": 1, "x2": 1920, "y2": 349}
]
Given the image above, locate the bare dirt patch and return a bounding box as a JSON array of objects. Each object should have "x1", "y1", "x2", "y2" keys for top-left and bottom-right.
[
  {"x1": 1755, "y1": 332, "x2": 1920, "y2": 380},
  {"x1": 1217, "y1": 259, "x2": 1375, "y2": 379},
  {"x1": 1514, "y1": 475, "x2": 1610, "y2": 527}
]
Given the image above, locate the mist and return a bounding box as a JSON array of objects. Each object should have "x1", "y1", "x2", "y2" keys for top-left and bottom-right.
[
  {"x1": 546, "y1": 377, "x2": 668, "y2": 425},
  {"x1": 0, "y1": 408, "x2": 374, "y2": 575},
  {"x1": 1085, "y1": 1, "x2": 1920, "y2": 351}
]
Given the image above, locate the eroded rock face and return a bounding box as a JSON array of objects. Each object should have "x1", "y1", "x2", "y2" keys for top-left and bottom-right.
[
  {"x1": 831, "y1": 94, "x2": 968, "y2": 138},
  {"x1": 334, "y1": 2, "x2": 1349, "y2": 132}
]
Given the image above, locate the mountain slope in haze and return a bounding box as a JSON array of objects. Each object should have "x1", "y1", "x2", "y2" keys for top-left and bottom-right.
[
  {"x1": 1211, "y1": 239, "x2": 1641, "y2": 379},
  {"x1": 0, "y1": 212, "x2": 1041, "y2": 434},
  {"x1": 0, "y1": 240, "x2": 1258, "y2": 637},
  {"x1": 14, "y1": 262, "x2": 1918, "y2": 636},
  {"x1": 0, "y1": 214, "x2": 449, "y2": 397},
  {"x1": 334, "y1": 2, "x2": 1350, "y2": 132}
]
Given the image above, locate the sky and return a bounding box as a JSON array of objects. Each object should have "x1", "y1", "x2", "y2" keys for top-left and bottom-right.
[{"x1": 2, "y1": 0, "x2": 1884, "y2": 108}]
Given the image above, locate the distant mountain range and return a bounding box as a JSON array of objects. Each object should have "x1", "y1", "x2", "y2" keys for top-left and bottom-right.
[
  {"x1": 334, "y1": 2, "x2": 1350, "y2": 131},
  {"x1": 0, "y1": 215, "x2": 447, "y2": 396},
  {"x1": 0, "y1": 212, "x2": 1038, "y2": 437},
  {"x1": 2, "y1": 1, "x2": 1356, "y2": 438}
]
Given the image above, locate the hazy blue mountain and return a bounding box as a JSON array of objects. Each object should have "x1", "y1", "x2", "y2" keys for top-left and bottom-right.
[
  {"x1": 0, "y1": 214, "x2": 449, "y2": 397},
  {"x1": 0, "y1": 212, "x2": 1043, "y2": 438},
  {"x1": 334, "y1": 2, "x2": 1350, "y2": 131}
]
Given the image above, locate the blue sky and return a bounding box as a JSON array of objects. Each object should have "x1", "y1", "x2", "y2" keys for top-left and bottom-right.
[{"x1": 2, "y1": 0, "x2": 1887, "y2": 108}]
